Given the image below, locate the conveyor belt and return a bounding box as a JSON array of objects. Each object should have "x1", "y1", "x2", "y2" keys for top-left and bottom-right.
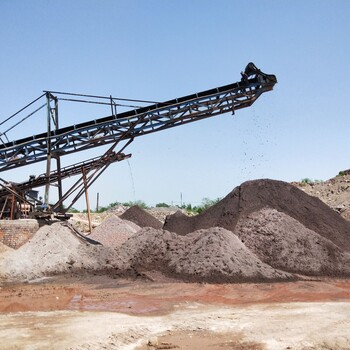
[{"x1": 0, "y1": 63, "x2": 277, "y2": 172}]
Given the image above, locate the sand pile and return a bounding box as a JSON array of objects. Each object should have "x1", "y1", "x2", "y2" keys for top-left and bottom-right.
[
  {"x1": 121, "y1": 205, "x2": 162, "y2": 229},
  {"x1": 119, "y1": 227, "x2": 292, "y2": 282},
  {"x1": 164, "y1": 179, "x2": 350, "y2": 251},
  {"x1": 234, "y1": 208, "x2": 350, "y2": 276},
  {"x1": 0, "y1": 223, "x2": 129, "y2": 282},
  {"x1": 89, "y1": 215, "x2": 140, "y2": 248}
]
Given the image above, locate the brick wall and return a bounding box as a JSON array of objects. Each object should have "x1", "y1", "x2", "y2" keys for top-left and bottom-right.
[{"x1": 0, "y1": 220, "x2": 40, "y2": 249}]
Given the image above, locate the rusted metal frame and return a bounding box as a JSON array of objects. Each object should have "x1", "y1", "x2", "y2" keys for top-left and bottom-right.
[
  {"x1": 137, "y1": 92, "x2": 256, "y2": 134},
  {"x1": 1, "y1": 103, "x2": 46, "y2": 137},
  {"x1": 53, "y1": 97, "x2": 64, "y2": 212},
  {"x1": 63, "y1": 161, "x2": 112, "y2": 212},
  {"x1": 1, "y1": 90, "x2": 236, "y2": 160},
  {"x1": 59, "y1": 155, "x2": 114, "y2": 212},
  {"x1": 82, "y1": 166, "x2": 92, "y2": 234},
  {"x1": 0, "y1": 99, "x2": 210, "y2": 166},
  {"x1": 0, "y1": 76, "x2": 275, "y2": 172},
  {"x1": 0, "y1": 196, "x2": 8, "y2": 219},
  {"x1": 61, "y1": 132, "x2": 135, "y2": 211},
  {"x1": 142, "y1": 96, "x2": 234, "y2": 129},
  {"x1": 44, "y1": 93, "x2": 53, "y2": 206},
  {"x1": 44, "y1": 90, "x2": 160, "y2": 105},
  {"x1": 0, "y1": 94, "x2": 236, "y2": 172},
  {"x1": 52, "y1": 137, "x2": 134, "y2": 212},
  {"x1": 10, "y1": 194, "x2": 15, "y2": 220},
  {"x1": 0, "y1": 182, "x2": 33, "y2": 207}
]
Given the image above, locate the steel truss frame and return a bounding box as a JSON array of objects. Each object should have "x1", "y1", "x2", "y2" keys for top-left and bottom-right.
[{"x1": 0, "y1": 63, "x2": 277, "y2": 214}]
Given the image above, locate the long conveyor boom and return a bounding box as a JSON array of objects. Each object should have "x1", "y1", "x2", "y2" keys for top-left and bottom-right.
[{"x1": 0, "y1": 63, "x2": 277, "y2": 172}]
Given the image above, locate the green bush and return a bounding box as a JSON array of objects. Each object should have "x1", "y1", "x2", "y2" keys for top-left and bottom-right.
[
  {"x1": 301, "y1": 178, "x2": 313, "y2": 184},
  {"x1": 182, "y1": 197, "x2": 222, "y2": 215},
  {"x1": 156, "y1": 202, "x2": 170, "y2": 208},
  {"x1": 67, "y1": 207, "x2": 80, "y2": 213},
  {"x1": 122, "y1": 200, "x2": 149, "y2": 209}
]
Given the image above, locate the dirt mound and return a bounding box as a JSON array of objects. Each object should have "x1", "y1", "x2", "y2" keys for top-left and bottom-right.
[
  {"x1": 0, "y1": 222, "x2": 129, "y2": 282},
  {"x1": 120, "y1": 205, "x2": 162, "y2": 229},
  {"x1": 234, "y1": 208, "x2": 350, "y2": 276},
  {"x1": 119, "y1": 227, "x2": 292, "y2": 282},
  {"x1": 0, "y1": 222, "x2": 292, "y2": 283},
  {"x1": 89, "y1": 215, "x2": 140, "y2": 248},
  {"x1": 164, "y1": 179, "x2": 350, "y2": 251}
]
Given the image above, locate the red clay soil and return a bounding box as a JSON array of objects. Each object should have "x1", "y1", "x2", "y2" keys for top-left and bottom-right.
[
  {"x1": 120, "y1": 205, "x2": 162, "y2": 229},
  {"x1": 163, "y1": 179, "x2": 350, "y2": 251},
  {"x1": 1, "y1": 276, "x2": 350, "y2": 314}
]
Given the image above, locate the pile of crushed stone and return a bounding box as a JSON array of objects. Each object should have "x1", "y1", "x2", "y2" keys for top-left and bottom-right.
[
  {"x1": 164, "y1": 179, "x2": 350, "y2": 252},
  {"x1": 120, "y1": 205, "x2": 162, "y2": 229},
  {"x1": 119, "y1": 227, "x2": 292, "y2": 283},
  {"x1": 89, "y1": 215, "x2": 140, "y2": 248}
]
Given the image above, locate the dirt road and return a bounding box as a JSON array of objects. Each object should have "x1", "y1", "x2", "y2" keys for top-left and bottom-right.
[{"x1": 0, "y1": 277, "x2": 350, "y2": 349}]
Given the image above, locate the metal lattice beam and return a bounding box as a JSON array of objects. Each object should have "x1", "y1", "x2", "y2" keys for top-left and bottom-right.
[{"x1": 0, "y1": 63, "x2": 276, "y2": 172}]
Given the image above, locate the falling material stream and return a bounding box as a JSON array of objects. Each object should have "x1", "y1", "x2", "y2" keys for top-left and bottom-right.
[{"x1": 127, "y1": 159, "x2": 136, "y2": 202}]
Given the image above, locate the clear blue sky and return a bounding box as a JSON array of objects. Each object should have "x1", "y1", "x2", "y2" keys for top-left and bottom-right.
[{"x1": 0, "y1": 0, "x2": 349, "y2": 209}]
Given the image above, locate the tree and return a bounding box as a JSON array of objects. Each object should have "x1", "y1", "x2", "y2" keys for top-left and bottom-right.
[{"x1": 156, "y1": 202, "x2": 170, "y2": 208}]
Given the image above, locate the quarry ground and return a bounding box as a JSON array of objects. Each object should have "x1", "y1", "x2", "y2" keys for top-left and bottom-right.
[
  {"x1": 1, "y1": 275, "x2": 350, "y2": 349},
  {"x1": 2, "y1": 174, "x2": 350, "y2": 349}
]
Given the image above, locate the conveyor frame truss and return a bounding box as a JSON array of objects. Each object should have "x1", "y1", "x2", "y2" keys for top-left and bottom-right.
[{"x1": 0, "y1": 63, "x2": 277, "y2": 215}]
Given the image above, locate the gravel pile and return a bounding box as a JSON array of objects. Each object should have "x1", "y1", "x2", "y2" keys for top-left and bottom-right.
[
  {"x1": 120, "y1": 206, "x2": 162, "y2": 229},
  {"x1": 119, "y1": 227, "x2": 293, "y2": 282},
  {"x1": 89, "y1": 215, "x2": 140, "y2": 248}
]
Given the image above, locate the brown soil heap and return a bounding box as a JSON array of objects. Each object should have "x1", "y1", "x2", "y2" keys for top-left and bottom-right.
[
  {"x1": 163, "y1": 179, "x2": 350, "y2": 251},
  {"x1": 120, "y1": 205, "x2": 162, "y2": 229},
  {"x1": 234, "y1": 208, "x2": 350, "y2": 276},
  {"x1": 2, "y1": 179, "x2": 350, "y2": 283},
  {"x1": 119, "y1": 227, "x2": 292, "y2": 283}
]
